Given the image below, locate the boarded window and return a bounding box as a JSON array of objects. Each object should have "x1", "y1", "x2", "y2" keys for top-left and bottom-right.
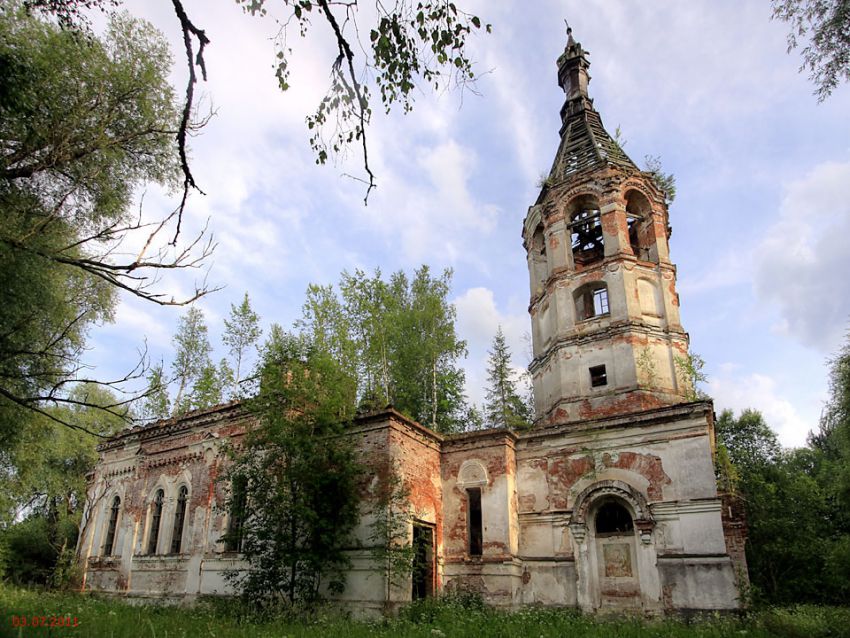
[
  {"x1": 147, "y1": 489, "x2": 164, "y2": 555},
  {"x1": 467, "y1": 487, "x2": 483, "y2": 556},
  {"x1": 590, "y1": 365, "x2": 608, "y2": 387},
  {"x1": 171, "y1": 486, "x2": 188, "y2": 554},
  {"x1": 102, "y1": 496, "x2": 120, "y2": 556}
]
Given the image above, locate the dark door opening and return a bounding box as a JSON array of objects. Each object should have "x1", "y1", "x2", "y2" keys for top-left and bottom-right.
[{"x1": 412, "y1": 523, "x2": 435, "y2": 600}]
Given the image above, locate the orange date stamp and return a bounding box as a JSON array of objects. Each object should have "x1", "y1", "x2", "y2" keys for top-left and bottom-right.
[{"x1": 10, "y1": 615, "x2": 80, "y2": 628}]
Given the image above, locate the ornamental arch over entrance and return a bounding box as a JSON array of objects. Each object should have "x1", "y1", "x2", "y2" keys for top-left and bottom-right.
[{"x1": 569, "y1": 481, "x2": 661, "y2": 612}]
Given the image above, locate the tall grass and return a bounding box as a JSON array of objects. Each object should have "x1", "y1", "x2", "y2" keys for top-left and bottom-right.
[{"x1": 1, "y1": 585, "x2": 849, "y2": 638}]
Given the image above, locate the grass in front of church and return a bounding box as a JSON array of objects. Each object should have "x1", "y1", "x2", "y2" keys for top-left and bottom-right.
[{"x1": 2, "y1": 584, "x2": 850, "y2": 638}]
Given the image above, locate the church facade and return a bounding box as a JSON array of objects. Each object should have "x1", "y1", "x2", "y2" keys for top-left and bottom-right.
[{"x1": 78, "y1": 30, "x2": 746, "y2": 614}]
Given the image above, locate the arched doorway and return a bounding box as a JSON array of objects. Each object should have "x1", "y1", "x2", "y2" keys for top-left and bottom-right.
[
  {"x1": 571, "y1": 481, "x2": 659, "y2": 612},
  {"x1": 593, "y1": 499, "x2": 641, "y2": 610}
]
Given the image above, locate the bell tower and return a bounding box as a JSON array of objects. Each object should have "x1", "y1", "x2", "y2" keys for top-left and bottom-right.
[{"x1": 524, "y1": 28, "x2": 691, "y2": 426}]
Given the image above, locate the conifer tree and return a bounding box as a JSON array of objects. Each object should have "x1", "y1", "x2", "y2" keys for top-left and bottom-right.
[{"x1": 484, "y1": 326, "x2": 530, "y2": 430}]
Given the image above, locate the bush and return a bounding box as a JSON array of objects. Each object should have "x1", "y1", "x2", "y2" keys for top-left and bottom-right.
[{"x1": 0, "y1": 517, "x2": 55, "y2": 585}]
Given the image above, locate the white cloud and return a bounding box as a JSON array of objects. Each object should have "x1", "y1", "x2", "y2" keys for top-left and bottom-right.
[
  {"x1": 454, "y1": 287, "x2": 529, "y2": 408},
  {"x1": 753, "y1": 160, "x2": 850, "y2": 353},
  {"x1": 708, "y1": 364, "x2": 811, "y2": 447},
  {"x1": 359, "y1": 138, "x2": 500, "y2": 268}
]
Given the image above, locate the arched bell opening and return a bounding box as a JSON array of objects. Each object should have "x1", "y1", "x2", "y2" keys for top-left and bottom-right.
[
  {"x1": 625, "y1": 190, "x2": 658, "y2": 263},
  {"x1": 567, "y1": 195, "x2": 604, "y2": 270}
]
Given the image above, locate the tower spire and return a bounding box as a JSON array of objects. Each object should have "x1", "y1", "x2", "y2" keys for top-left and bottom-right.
[
  {"x1": 523, "y1": 27, "x2": 688, "y2": 426},
  {"x1": 557, "y1": 24, "x2": 591, "y2": 103},
  {"x1": 545, "y1": 25, "x2": 638, "y2": 186}
]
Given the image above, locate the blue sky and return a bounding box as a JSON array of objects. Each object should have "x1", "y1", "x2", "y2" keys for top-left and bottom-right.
[{"x1": 87, "y1": 1, "x2": 850, "y2": 447}]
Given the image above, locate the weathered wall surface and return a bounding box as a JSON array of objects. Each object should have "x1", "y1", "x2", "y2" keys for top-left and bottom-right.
[
  {"x1": 80, "y1": 402, "x2": 742, "y2": 614},
  {"x1": 441, "y1": 430, "x2": 521, "y2": 607},
  {"x1": 79, "y1": 403, "x2": 251, "y2": 601},
  {"x1": 513, "y1": 402, "x2": 739, "y2": 612},
  {"x1": 78, "y1": 407, "x2": 445, "y2": 615}
]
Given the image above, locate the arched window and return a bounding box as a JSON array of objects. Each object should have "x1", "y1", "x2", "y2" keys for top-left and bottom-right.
[
  {"x1": 595, "y1": 501, "x2": 634, "y2": 536},
  {"x1": 225, "y1": 476, "x2": 247, "y2": 552},
  {"x1": 530, "y1": 224, "x2": 547, "y2": 295},
  {"x1": 574, "y1": 282, "x2": 609, "y2": 321},
  {"x1": 147, "y1": 489, "x2": 164, "y2": 555},
  {"x1": 568, "y1": 196, "x2": 604, "y2": 267},
  {"x1": 170, "y1": 486, "x2": 188, "y2": 554},
  {"x1": 102, "y1": 496, "x2": 121, "y2": 556},
  {"x1": 467, "y1": 487, "x2": 483, "y2": 556},
  {"x1": 625, "y1": 190, "x2": 655, "y2": 262}
]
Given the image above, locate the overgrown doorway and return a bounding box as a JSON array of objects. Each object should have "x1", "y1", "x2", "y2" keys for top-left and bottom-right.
[{"x1": 412, "y1": 522, "x2": 435, "y2": 600}]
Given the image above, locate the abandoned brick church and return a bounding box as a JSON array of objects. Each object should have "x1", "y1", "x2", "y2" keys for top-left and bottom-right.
[{"x1": 78, "y1": 30, "x2": 747, "y2": 614}]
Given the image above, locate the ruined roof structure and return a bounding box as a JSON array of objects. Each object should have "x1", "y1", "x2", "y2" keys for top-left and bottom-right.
[
  {"x1": 78, "y1": 28, "x2": 747, "y2": 616},
  {"x1": 547, "y1": 28, "x2": 638, "y2": 182}
]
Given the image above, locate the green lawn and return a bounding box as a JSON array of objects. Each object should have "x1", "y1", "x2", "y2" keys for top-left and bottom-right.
[{"x1": 2, "y1": 585, "x2": 850, "y2": 638}]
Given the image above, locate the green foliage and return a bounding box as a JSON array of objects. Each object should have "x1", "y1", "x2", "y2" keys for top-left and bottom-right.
[
  {"x1": 223, "y1": 292, "x2": 262, "y2": 393},
  {"x1": 0, "y1": 517, "x2": 58, "y2": 585},
  {"x1": 225, "y1": 331, "x2": 362, "y2": 608},
  {"x1": 815, "y1": 331, "x2": 850, "y2": 503},
  {"x1": 772, "y1": 0, "x2": 850, "y2": 100},
  {"x1": 140, "y1": 363, "x2": 170, "y2": 421},
  {"x1": 0, "y1": 4, "x2": 184, "y2": 443},
  {"x1": 236, "y1": 0, "x2": 489, "y2": 195},
  {"x1": 6, "y1": 583, "x2": 850, "y2": 637},
  {"x1": 673, "y1": 350, "x2": 707, "y2": 400},
  {"x1": 0, "y1": 385, "x2": 125, "y2": 586},
  {"x1": 715, "y1": 409, "x2": 781, "y2": 473},
  {"x1": 171, "y1": 307, "x2": 213, "y2": 414},
  {"x1": 190, "y1": 360, "x2": 228, "y2": 411},
  {"x1": 716, "y1": 406, "x2": 850, "y2": 605},
  {"x1": 368, "y1": 461, "x2": 415, "y2": 604},
  {"x1": 461, "y1": 403, "x2": 485, "y2": 432},
  {"x1": 483, "y1": 326, "x2": 530, "y2": 430},
  {"x1": 636, "y1": 346, "x2": 659, "y2": 389},
  {"x1": 299, "y1": 266, "x2": 468, "y2": 433},
  {"x1": 643, "y1": 155, "x2": 677, "y2": 205},
  {"x1": 0, "y1": 384, "x2": 126, "y2": 524}
]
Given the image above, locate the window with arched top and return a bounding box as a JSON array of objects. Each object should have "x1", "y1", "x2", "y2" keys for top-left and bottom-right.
[
  {"x1": 574, "y1": 282, "x2": 609, "y2": 321},
  {"x1": 102, "y1": 495, "x2": 121, "y2": 556},
  {"x1": 625, "y1": 190, "x2": 656, "y2": 262},
  {"x1": 147, "y1": 489, "x2": 164, "y2": 555},
  {"x1": 170, "y1": 486, "x2": 189, "y2": 554},
  {"x1": 568, "y1": 196, "x2": 604, "y2": 268},
  {"x1": 530, "y1": 224, "x2": 547, "y2": 295},
  {"x1": 595, "y1": 501, "x2": 634, "y2": 536},
  {"x1": 467, "y1": 487, "x2": 483, "y2": 556},
  {"x1": 225, "y1": 476, "x2": 248, "y2": 553}
]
